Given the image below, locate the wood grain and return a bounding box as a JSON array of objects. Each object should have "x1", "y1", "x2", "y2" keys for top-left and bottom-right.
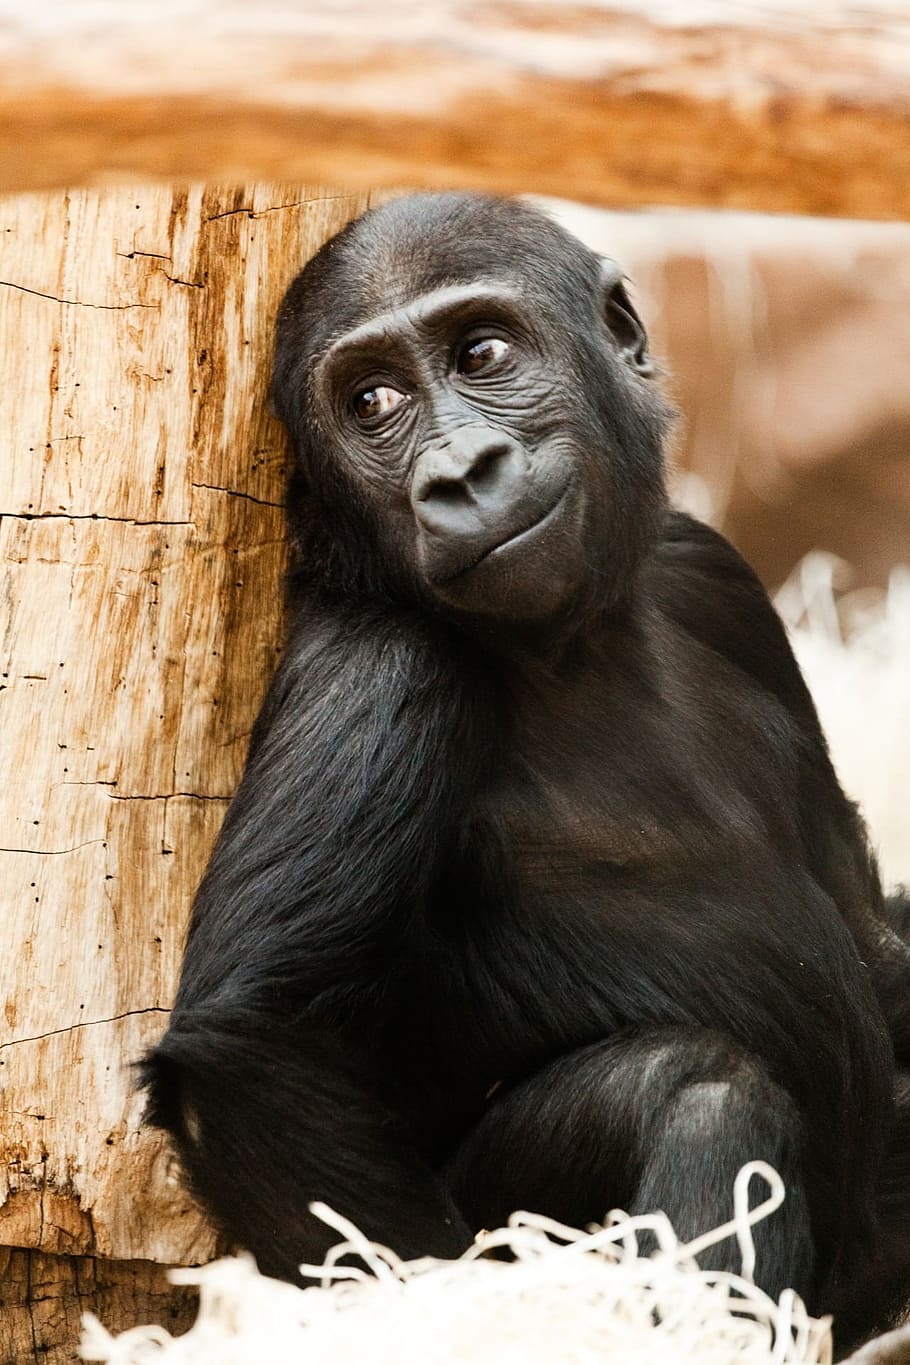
[
  {"x1": 0, "y1": 184, "x2": 374, "y2": 1358},
  {"x1": 0, "y1": 3, "x2": 909, "y2": 217},
  {"x1": 0, "y1": 1247, "x2": 197, "y2": 1365}
]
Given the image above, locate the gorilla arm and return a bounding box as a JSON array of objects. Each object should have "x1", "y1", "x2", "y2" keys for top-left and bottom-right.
[
  {"x1": 142, "y1": 605, "x2": 485, "y2": 1274},
  {"x1": 651, "y1": 511, "x2": 885, "y2": 918}
]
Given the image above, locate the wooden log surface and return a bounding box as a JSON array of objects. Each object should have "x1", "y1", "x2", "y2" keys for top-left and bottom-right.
[
  {"x1": 0, "y1": 185, "x2": 377, "y2": 1359},
  {"x1": 0, "y1": 2, "x2": 909, "y2": 218},
  {"x1": 0, "y1": 1248, "x2": 197, "y2": 1364}
]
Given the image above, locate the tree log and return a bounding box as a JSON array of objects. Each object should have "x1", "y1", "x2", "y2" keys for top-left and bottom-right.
[
  {"x1": 0, "y1": 2, "x2": 909, "y2": 218},
  {"x1": 0, "y1": 183, "x2": 374, "y2": 1361},
  {"x1": 0, "y1": 1248, "x2": 197, "y2": 1365}
]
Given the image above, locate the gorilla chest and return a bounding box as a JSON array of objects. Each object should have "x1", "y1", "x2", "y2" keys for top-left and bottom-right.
[
  {"x1": 408, "y1": 667, "x2": 811, "y2": 1125},
  {"x1": 489, "y1": 677, "x2": 782, "y2": 886}
]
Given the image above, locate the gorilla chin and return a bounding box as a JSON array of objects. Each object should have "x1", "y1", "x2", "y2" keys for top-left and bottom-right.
[{"x1": 421, "y1": 480, "x2": 582, "y2": 622}]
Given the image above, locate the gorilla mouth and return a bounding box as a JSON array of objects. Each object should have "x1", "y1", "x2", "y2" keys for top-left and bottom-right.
[{"x1": 440, "y1": 486, "x2": 571, "y2": 584}]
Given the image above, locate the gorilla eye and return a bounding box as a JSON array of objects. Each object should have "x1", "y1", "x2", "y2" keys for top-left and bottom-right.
[
  {"x1": 352, "y1": 385, "x2": 407, "y2": 421},
  {"x1": 457, "y1": 337, "x2": 510, "y2": 376}
]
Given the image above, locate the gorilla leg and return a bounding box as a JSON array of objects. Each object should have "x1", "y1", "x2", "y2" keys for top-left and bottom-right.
[
  {"x1": 833, "y1": 1073, "x2": 910, "y2": 1346},
  {"x1": 446, "y1": 1027, "x2": 814, "y2": 1305},
  {"x1": 144, "y1": 1020, "x2": 471, "y2": 1280}
]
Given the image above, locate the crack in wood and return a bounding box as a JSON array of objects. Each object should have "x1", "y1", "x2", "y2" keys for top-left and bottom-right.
[
  {"x1": 0, "y1": 280, "x2": 157, "y2": 310},
  {"x1": 2, "y1": 1008, "x2": 169, "y2": 1052},
  {"x1": 205, "y1": 206, "x2": 255, "y2": 223},
  {"x1": 204, "y1": 195, "x2": 350, "y2": 225},
  {"x1": 107, "y1": 792, "x2": 230, "y2": 802},
  {"x1": 1, "y1": 512, "x2": 194, "y2": 526},
  {"x1": 190, "y1": 481, "x2": 283, "y2": 508},
  {"x1": 163, "y1": 274, "x2": 204, "y2": 289},
  {"x1": 0, "y1": 838, "x2": 107, "y2": 857}
]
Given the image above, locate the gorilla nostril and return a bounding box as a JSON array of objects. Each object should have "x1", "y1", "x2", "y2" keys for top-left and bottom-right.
[
  {"x1": 420, "y1": 478, "x2": 469, "y2": 507},
  {"x1": 467, "y1": 445, "x2": 509, "y2": 493}
]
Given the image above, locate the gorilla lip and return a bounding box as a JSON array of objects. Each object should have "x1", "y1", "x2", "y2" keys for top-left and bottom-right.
[{"x1": 440, "y1": 485, "x2": 571, "y2": 584}]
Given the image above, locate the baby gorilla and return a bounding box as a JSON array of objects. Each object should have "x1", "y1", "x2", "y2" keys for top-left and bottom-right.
[{"x1": 144, "y1": 193, "x2": 910, "y2": 1348}]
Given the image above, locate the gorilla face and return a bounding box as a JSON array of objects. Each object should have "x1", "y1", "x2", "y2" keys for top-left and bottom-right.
[
  {"x1": 272, "y1": 194, "x2": 669, "y2": 627},
  {"x1": 315, "y1": 279, "x2": 589, "y2": 621}
]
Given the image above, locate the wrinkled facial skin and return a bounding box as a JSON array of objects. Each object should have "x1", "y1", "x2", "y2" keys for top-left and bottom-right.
[
  {"x1": 314, "y1": 281, "x2": 595, "y2": 621},
  {"x1": 272, "y1": 194, "x2": 669, "y2": 630}
]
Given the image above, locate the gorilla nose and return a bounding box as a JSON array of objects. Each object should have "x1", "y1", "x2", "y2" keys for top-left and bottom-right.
[{"x1": 411, "y1": 437, "x2": 527, "y2": 538}]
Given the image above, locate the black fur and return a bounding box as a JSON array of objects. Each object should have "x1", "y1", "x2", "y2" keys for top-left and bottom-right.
[{"x1": 143, "y1": 194, "x2": 910, "y2": 1349}]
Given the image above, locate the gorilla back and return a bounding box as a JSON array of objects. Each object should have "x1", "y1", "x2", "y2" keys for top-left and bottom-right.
[{"x1": 143, "y1": 192, "x2": 910, "y2": 1345}]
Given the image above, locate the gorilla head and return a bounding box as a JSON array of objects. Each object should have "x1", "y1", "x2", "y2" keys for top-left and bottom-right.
[{"x1": 271, "y1": 193, "x2": 671, "y2": 625}]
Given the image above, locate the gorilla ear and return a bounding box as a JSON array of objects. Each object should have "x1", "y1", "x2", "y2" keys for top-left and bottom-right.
[{"x1": 599, "y1": 259, "x2": 653, "y2": 378}]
